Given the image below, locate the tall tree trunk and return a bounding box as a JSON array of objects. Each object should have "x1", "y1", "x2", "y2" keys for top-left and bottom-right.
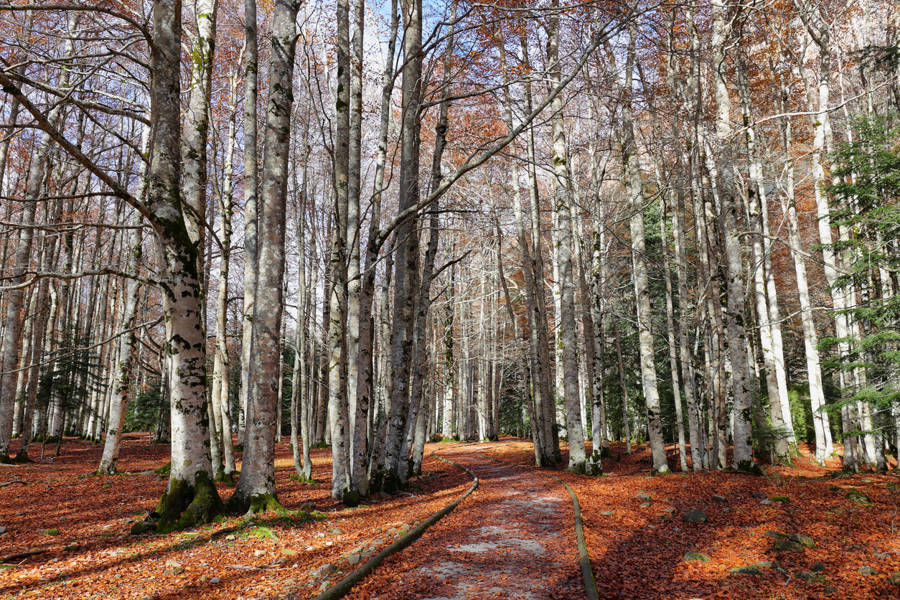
[
  {"x1": 138, "y1": 0, "x2": 223, "y2": 532},
  {"x1": 230, "y1": 0, "x2": 300, "y2": 513},
  {"x1": 547, "y1": 0, "x2": 586, "y2": 472},
  {"x1": 381, "y1": 0, "x2": 423, "y2": 489},
  {"x1": 326, "y1": 0, "x2": 354, "y2": 501},
  {"x1": 239, "y1": 0, "x2": 260, "y2": 436},
  {"x1": 671, "y1": 185, "x2": 705, "y2": 470},
  {"x1": 774, "y1": 62, "x2": 832, "y2": 463},
  {"x1": 617, "y1": 25, "x2": 667, "y2": 474},
  {"x1": 521, "y1": 30, "x2": 559, "y2": 461},
  {"x1": 211, "y1": 70, "x2": 240, "y2": 478},
  {"x1": 658, "y1": 192, "x2": 688, "y2": 472},
  {"x1": 345, "y1": 0, "x2": 367, "y2": 495},
  {"x1": 709, "y1": 0, "x2": 756, "y2": 472},
  {"x1": 357, "y1": 0, "x2": 398, "y2": 468},
  {"x1": 796, "y1": 1, "x2": 866, "y2": 470},
  {"x1": 291, "y1": 142, "x2": 312, "y2": 480},
  {"x1": 734, "y1": 51, "x2": 794, "y2": 461},
  {"x1": 500, "y1": 46, "x2": 555, "y2": 464},
  {"x1": 406, "y1": 0, "x2": 456, "y2": 476}
]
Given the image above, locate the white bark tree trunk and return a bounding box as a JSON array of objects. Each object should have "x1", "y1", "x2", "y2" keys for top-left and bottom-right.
[
  {"x1": 734, "y1": 53, "x2": 794, "y2": 461},
  {"x1": 381, "y1": 0, "x2": 423, "y2": 489},
  {"x1": 709, "y1": 0, "x2": 756, "y2": 471},
  {"x1": 230, "y1": 0, "x2": 299, "y2": 512},
  {"x1": 775, "y1": 64, "x2": 832, "y2": 463},
  {"x1": 616, "y1": 25, "x2": 667, "y2": 474},
  {"x1": 548, "y1": 0, "x2": 585, "y2": 472},
  {"x1": 238, "y1": 0, "x2": 260, "y2": 435}
]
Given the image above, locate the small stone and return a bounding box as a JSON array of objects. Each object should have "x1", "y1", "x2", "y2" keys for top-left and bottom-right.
[
  {"x1": 846, "y1": 490, "x2": 872, "y2": 506},
  {"x1": 346, "y1": 554, "x2": 361, "y2": 566},
  {"x1": 600, "y1": 511, "x2": 614, "y2": 517},
  {"x1": 731, "y1": 565, "x2": 763, "y2": 576},
  {"x1": 0, "y1": 526, "x2": 7, "y2": 534},
  {"x1": 253, "y1": 550, "x2": 266, "y2": 557},
  {"x1": 635, "y1": 492, "x2": 652, "y2": 502},
  {"x1": 210, "y1": 577, "x2": 221, "y2": 584},
  {"x1": 164, "y1": 560, "x2": 182, "y2": 569},
  {"x1": 755, "y1": 561, "x2": 773, "y2": 568},
  {"x1": 760, "y1": 499, "x2": 772, "y2": 505},
  {"x1": 280, "y1": 548, "x2": 298, "y2": 557},
  {"x1": 329, "y1": 527, "x2": 343, "y2": 535},
  {"x1": 711, "y1": 495, "x2": 726, "y2": 502},
  {"x1": 773, "y1": 538, "x2": 802, "y2": 552},
  {"x1": 889, "y1": 572, "x2": 900, "y2": 586},
  {"x1": 859, "y1": 565, "x2": 877, "y2": 575},
  {"x1": 225, "y1": 534, "x2": 236, "y2": 541},
  {"x1": 682, "y1": 508, "x2": 707, "y2": 523},
  {"x1": 789, "y1": 534, "x2": 815, "y2": 548},
  {"x1": 873, "y1": 551, "x2": 890, "y2": 559},
  {"x1": 311, "y1": 563, "x2": 335, "y2": 578},
  {"x1": 684, "y1": 552, "x2": 710, "y2": 562}
]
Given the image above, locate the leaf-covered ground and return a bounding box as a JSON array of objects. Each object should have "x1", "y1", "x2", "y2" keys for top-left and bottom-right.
[
  {"x1": 2, "y1": 436, "x2": 899, "y2": 599},
  {"x1": 477, "y1": 440, "x2": 900, "y2": 600},
  {"x1": 0, "y1": 435, "x2": 470, "y2": 600}
]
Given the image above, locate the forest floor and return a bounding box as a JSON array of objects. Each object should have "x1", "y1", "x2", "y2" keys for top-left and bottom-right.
[{"x1": 0, "y1": 435, "x2": 898, "y2": 600}]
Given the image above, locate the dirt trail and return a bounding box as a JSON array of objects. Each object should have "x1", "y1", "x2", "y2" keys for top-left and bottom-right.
[{"x1": 344, "y1": 443, "x2": 584, "y2": 600}]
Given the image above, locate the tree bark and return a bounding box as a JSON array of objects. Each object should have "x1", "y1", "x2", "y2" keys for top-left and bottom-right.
[
  {"x1": 381, "y1": 0, "x2": 423, "y2": 489},
  {"x1": 239, "y1": 0, "x2": 260, "y2": 436},
  {"x1": 230, "y1": 0, "x2": 300, "y2": 513},
  {"x1": 617, "y1": 25, "x2": 667, "y2": 474},
  {"x1": 547, "y1": 0, "x2": 586, "y2": 472}
]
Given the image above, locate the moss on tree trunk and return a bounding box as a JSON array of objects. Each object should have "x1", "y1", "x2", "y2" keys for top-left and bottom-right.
[
  {"x1": 131, "y1": 472, "x2": 224, "y2": 534},
  {"x1": 226, "y1": 490, "x2": 289, "y2": 516}
]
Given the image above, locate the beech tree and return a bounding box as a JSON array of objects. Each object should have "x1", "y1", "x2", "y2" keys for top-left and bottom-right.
[{"x1": 2, "y1": 0, "x2": 898, "y2": 536}]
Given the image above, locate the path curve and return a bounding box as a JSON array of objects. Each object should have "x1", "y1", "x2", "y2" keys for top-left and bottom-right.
[{"x1": 342, "y1": 443, "x2": 585, "y2": 600}]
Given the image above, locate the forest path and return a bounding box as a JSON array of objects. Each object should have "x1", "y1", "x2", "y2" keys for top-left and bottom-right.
[{"x1": 344, "y1": 443, "x2": 585, "y2": 600}]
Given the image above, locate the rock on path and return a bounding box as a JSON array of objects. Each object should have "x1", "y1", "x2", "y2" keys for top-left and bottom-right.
[{"x1": 345, "y1": 444, "x2": 584, "y2": 600}]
